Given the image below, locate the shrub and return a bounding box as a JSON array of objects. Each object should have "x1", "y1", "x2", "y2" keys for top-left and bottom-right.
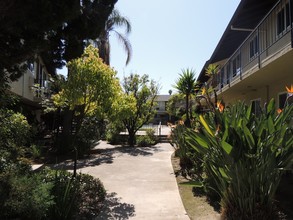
[
  {"x1": 77, "y1": 174, "x2": 106, "y2": 218},
  {"x1": 0, "y1": 109, "x2": 31, "y2": 162},
  {"x1": 29, "y1": 144, "x2": 42, "y2": 159},
  {"x1": 171, "y1": 123, "x2": 203, "y2": 179},
  {"x1": 44, "y1": 168, "x2": 106, "y2": 219},
  {"x1": 47, "y1": 170, "x2": 79, "y2": 220},
  {"x1": 136, "y1": 128, "x2": 157, "y2": 147},
  {"x1": 75, "y1": 116, "x2": 101, "y2": 156},
  {"x1": 136, "y1": 135, "x2": 153, "y2": 147},
  {"x1": 186, "y1": 99, "x2": 293, "y2": 219},
  {"x1": 0, "y1": 171, "x2": 54, "y2": 220},
  {"x1": 106, "y1": 121, "x2": 125, "y2": 144}
]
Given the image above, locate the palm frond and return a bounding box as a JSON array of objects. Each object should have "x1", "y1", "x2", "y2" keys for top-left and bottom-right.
[
  {"x1": 113, "y1": 30, "x2": 132, "y2": 65},
  {"x1": 107, "y1": 9, "x2": 131, "y2": 34}
]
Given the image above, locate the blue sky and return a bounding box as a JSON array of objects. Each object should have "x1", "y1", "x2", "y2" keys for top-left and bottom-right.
[
  {"x1": 110, "y1": 0, "x2": 240, "y2": 94},
  {"x1": 58, "y1": 0, "x2": 241, "y2": 94}
]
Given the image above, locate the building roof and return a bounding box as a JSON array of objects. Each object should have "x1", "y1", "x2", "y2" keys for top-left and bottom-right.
[
  {"x1": 156, "y1": 95, "x2": 171, "y2": 102},
  {"x1": 197, "y1": 0, "x2": 278, "y2": 84}
]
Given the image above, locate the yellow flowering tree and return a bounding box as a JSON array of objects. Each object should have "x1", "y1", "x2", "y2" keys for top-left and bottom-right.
[{"x1": 52, "y1": 45, "x2": 121, "y2": 158}]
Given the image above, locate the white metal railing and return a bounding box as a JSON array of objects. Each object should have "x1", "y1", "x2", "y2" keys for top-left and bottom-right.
[{"x1": 213, "y1": 0, "x2": 292, "y2": 93}]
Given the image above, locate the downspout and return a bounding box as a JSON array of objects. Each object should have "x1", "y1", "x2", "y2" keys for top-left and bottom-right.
[
  {"x1": 266, "y1": 85, "x2": 270, "y2": 104},
  {"x1": 289, "y1": 0, "x2": 293, "y2": 48}
]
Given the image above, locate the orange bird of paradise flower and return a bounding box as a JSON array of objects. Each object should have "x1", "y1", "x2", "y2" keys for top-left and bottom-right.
[
  {"x1": 217, "y1": 101, "x2": 224, "y2": 112},
  {"x1": 286, "y1": 84, "x2": 293, "y2": 94}
]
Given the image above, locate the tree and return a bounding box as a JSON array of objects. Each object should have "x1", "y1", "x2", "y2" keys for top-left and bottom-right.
[
  {"x1": 54, "y1": 45, "x2": 120, "y2": 118},
  {"x1": 0, "y1": 0, "x2": 117, "y2": 94},
  {"x1": 112, "y1": 74, "x2": 159, "y2": 146},
  {"x1": 97, "y1": 9, "x2": 132, "y2": 66},
  {"x1": 52, "y1": 45, "x2": 120, "y2": 172},
  {"x1": 174, "y1": 68, "x2": 197, "y2": 127},
  {"x1": 166, "y1": 93, "x2": 185, "y2": 121}
]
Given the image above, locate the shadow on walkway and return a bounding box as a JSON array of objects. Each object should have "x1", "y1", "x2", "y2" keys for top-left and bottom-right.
[
  {"x1": 97, "y1": 192, "x2": 135, "y2": 220},
  {"x1": 50, "y1": 144, "x2": 163, "y2": 171}
]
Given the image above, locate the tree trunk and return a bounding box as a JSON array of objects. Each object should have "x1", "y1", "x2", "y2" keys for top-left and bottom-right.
[
  {"x1": 128, "y1": 129, "x2": 136, "y2": 147},
  {"x1": 185, "y1": 94, "x2": 191, "y2": 127},
  {"x1": 60, "y1": 107, "x2": 73, "y2": 154}
]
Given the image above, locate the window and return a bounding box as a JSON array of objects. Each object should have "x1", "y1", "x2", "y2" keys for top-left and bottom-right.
[
  {"x1": 277, "y1": 3, "x2": 290, "y2": 36},
  {"x1": 220, "y1": 68, "x2": 225, "y2": 87},
  {"x1": 158, "y1": 101, "x2": 165, "y2": 111},
  {"x1": 232, "y1": 53, "x2": 241, "y2": 77},
  {"x1": 226, "y1": 65, "x2": 230, "y2": 84},
  {"x1": 278, "y1": 92, "x2": 288, "y2": 109},
  {"x1": 251, "y1": 99, "x2": 261, "y2": 116},
  {"x1": 35, "y1": 63, "x2": 47, "y2": 87},
  {"x1": 27, "y1": 61, "x2": 34, "y2": 73},
  {"x1": 250, "y1": 35, "x2": 259, "y2": 59}
]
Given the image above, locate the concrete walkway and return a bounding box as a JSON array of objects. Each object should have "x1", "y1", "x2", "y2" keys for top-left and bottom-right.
[{"x1": 73, "y1": 141, "x2": 189, "y2": 219}]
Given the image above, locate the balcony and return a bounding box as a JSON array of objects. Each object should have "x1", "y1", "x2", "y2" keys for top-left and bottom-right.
[
  {"x1": 31, "y1": 80, "x2": 52, "y2": 102},
  {"x1": 213, "y1": 0, "x2": 292, "y2": 94}
]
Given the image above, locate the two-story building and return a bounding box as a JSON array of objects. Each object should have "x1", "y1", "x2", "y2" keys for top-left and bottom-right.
[
  {"x1": 197, "y1": 0, "x2": 293, "y2": 113},
  {"x1": 9, "y1": 56, "x2": 52, "y2": 121},
  {"x1": 153, "y1": 95, "x2": 171, "y2": 125}
]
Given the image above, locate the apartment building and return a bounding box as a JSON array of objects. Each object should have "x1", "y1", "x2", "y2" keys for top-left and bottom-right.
[
  {"x1": 153, "y1": 95, "x2": 171, "y2": 125},
  {"x1": 197, "y1": 0, "x2": 293, "y2": 112},
  {"x1": 9, "y1": 56, "x2": 52, "y2": 121}
]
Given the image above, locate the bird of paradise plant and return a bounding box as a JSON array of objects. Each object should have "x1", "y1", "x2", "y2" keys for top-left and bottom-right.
[
  {"x1": 185, "y1": 91, "x2": 293, "y2": 219},
  {"x1": 286, "y1": 84, "x2": 293, "y2": 94}
]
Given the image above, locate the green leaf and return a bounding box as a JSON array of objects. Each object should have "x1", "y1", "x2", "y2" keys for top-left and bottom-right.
[
  {"x1": 199, "y1": 115, "x2": 214, "y2": 137},
  {"x1": 185, "y1": 130, "x2": 209, "y2": 154},
  {"x1": 193, "y1": 133, "x2": 209, "y2": 149},
  {"x1": 246, "y1": 104, "x2": 252, "y2": 120},
  {"x1": 267, "y1": 116, "x2": 275, "y2": 134},
  {"x1": 221, "y1": 141, "x2": 233, "y2": 155},
  {"x1": 285, "y1": 136, "x2": 293, "y2": 149},
  {"x1": 256, "y1": 120, "x2": 265, "y2": 137},
  {"x1": 275, "y1": 104, "x2": 293, "y2": 127},
  {"x1": 219, "y1": 167, "x2": 229, "y2": 180},
  {"x1": 266, "y1": 99, "x2": 275, "y2": 114},
  {"x1": 243, "y1": 125, "x2": 255, "y2": 148},
  {"x1": 180, "y1": 181, "x2": 203, "y2": 187}
]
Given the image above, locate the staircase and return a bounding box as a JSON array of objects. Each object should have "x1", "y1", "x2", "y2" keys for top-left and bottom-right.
[{"x1": 157, "y1": 135, "x2": 170, "y2": 143}]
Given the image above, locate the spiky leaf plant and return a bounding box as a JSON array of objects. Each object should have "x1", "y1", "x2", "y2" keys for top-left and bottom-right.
[{"x1": 186, "y1": 99, "x2": 293, "y2": 219}]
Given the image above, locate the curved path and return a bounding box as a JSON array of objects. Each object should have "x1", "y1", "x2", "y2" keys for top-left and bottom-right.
[{"x1": 77, "y1": 141, "x2": 189, "y2": 219}]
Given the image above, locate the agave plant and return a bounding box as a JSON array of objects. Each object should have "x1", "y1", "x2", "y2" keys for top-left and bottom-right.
[{"x1": 185, "y1": 99, "x2": 293, "y2": 219}]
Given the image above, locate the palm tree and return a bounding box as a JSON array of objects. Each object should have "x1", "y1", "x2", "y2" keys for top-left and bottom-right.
[
  {"x1": 97, "y1": 9, "x2": 132, "y2": 66},
  {"x1": 174, "y1": 68, "x2": 197, "y2": 127}
]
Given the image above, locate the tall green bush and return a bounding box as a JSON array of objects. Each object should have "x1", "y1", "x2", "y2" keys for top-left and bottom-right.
[
  {"x1": 186, "y1": 99, "x2": 293, "y2": 219},
  {"x1": 75, "y1": 116, "x2": 101, "y2": 156},
  {"x1": 0, "y1": 109, "x2": 31, "y2": 162},
  {"x1": 0, "y1": 171, "x2": 54, "y2": 220},
  {"x1": 44, "y1": 169, "x2": 106, "y2": 219},
  {"x1": 171, "y1": 122, "x2": 203, "y2": 179},
  {"x1": 136, "y1": 128, "x2": 157, "y2": 147}
]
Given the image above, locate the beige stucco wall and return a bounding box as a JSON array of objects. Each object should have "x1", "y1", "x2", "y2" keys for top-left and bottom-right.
[
  {"x1": 10, "y1": 69, "x2": 35, "y2": 101},
  {"x1": 217, "y1": 73, "x2": 292, "y2": 109},
  {"x1": 9, "y1": 56, "x2": 51, "y2": 102}
]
